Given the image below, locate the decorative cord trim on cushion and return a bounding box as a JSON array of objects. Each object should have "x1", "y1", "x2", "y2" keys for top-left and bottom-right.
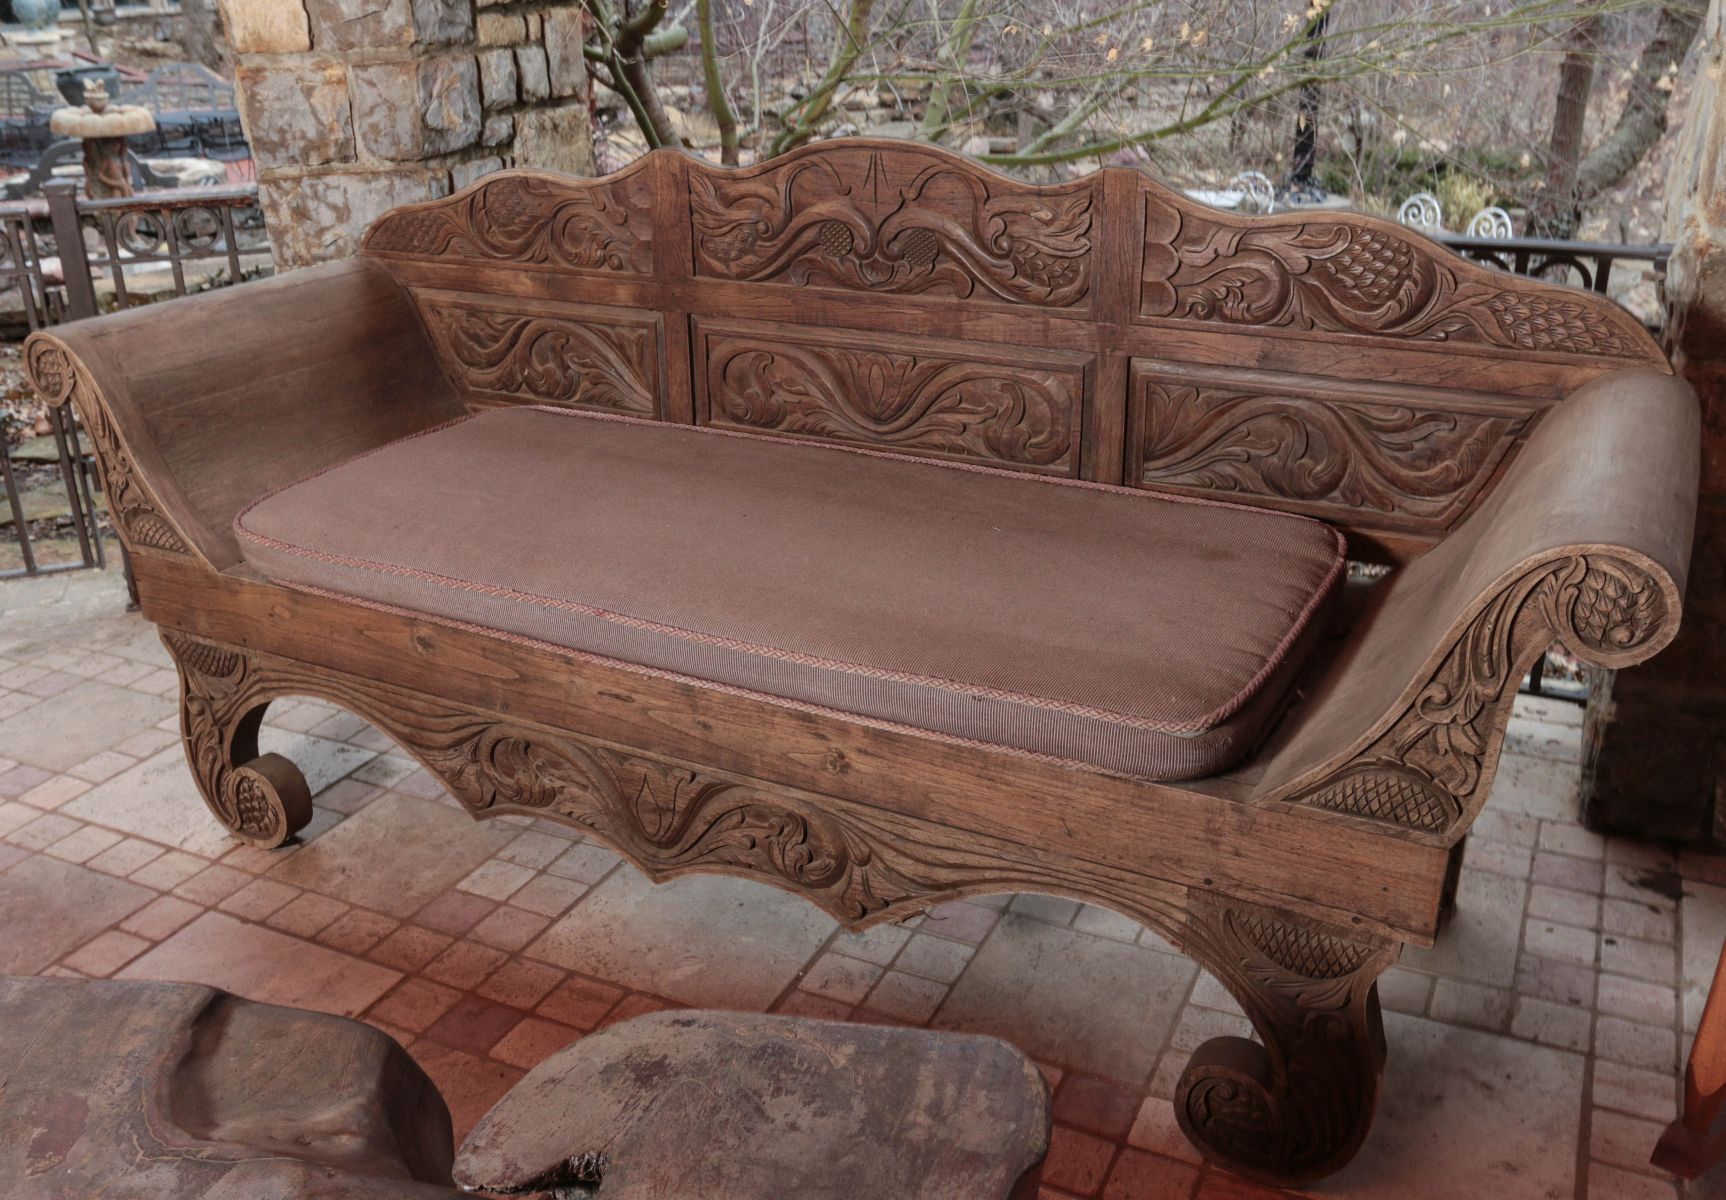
[{"x1": 278, "y1": 580, "x2": 1094, "y2": 773}]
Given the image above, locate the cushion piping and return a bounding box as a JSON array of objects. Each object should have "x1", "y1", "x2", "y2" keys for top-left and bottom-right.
[{"x1": 235, "y1": 406, "x2": 1347, "y2": 737}]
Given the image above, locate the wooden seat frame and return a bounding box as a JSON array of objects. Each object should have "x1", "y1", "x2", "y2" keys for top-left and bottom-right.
[{"x1": 25, "y1": 140, "x2": 1698, "y2": 1186}]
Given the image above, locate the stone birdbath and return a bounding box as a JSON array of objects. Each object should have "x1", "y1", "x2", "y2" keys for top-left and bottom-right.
[{"x1": 49, "y1": 79, "x2": 154, "y2": 199}]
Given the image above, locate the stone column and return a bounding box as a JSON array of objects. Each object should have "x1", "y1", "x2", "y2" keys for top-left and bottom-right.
[
  {"x1": 1581, "y1": 0, "x2": 1726, "y2": 844},
  {"x1": 216, "y1": 0, "x2": 594, "y2": 269}
]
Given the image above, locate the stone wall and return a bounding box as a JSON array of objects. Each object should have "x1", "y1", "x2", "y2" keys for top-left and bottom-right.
[
  {"x1": 1581, "y1": 0, "x2": 1726, "y2": 845},
  {"x1": 215, "y1": 0, "x2": 593, "y2": 268}
]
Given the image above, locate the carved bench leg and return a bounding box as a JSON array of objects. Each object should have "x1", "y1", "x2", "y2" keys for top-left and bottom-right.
[
  {"x1": 1174, "y1": 896, "x2": 1398, "y2": 1188},
  {"x1": 164, "y1": 631, "x2": 312, "y2": 849}
]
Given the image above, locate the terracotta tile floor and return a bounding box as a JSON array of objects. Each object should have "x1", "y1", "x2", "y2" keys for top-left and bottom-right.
[{"x1": 3, "y1": 568, "x2": 1724, "y2": 1199}]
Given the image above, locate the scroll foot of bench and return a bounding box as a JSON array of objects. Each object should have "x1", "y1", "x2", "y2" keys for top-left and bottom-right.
[
  {"x1": 165, "y1": 631, "x2": 313, "y2": 849},
  {"x1": 1175, "y1": 900, "x2": 1396, "y2": 1188}
]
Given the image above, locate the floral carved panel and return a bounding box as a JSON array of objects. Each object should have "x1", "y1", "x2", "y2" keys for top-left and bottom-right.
[
  {"x1": 365, "y1": 167, "x2": 655, "y2": 274},
  {"x1": 1282, "y1": 554, "x2": 1672, "y2": 839},
  {"x1": 1137, "y1": 186, "x2": 1660, "y2": 362},
  {"x1": 1131, "y1": 367, "x2": 1536, "y2": 529},
  {"x1": 418, "y1": 293, "x2": 659, "y2": 415},
  {"x1": 698, "y1": 319, "x2": 1083, "y2": 473},
  {"x1": 690, "y1": 146, "x2": 1095, "y2": 309}
]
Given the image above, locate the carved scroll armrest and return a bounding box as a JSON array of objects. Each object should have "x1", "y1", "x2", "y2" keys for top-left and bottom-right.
[
  {"x1": 23, "y1": 258, "x2": 466, "y2": 571},
  {"x1": 1255, "y1": 368, "x2": 1699, "y2": 843}
]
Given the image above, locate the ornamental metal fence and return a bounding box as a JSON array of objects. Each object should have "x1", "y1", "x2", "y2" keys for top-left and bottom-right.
[{"x1": 0, "y1": 179, "x2": 267, "y2": 583}]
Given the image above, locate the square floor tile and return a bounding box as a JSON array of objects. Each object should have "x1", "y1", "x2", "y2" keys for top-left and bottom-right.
[
  {"x1": 118, "y1": 911, "x2": 400, "y2": 1017},
  {"x1": 1325, "y1": 1012, "x2": 1584, "y2": 1200},
  {"x1": 0, "y1": 855, "x2": 152, "y2": 973},
  {"x1": 527, "y1": 868, "x2": 836, "y2": 1010},
  {"x1": 934, "y1": 912, "x2": 1193, "y2": 1082},
  {"x1": 268, "y1": 793, "x2": 516, "y2": 918}
]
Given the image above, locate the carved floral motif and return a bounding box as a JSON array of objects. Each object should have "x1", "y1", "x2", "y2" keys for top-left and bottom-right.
[
  {"x1": 24, "y1": 337, "x2": 193, "y2": 557},
  {"x1": 691, "y1": 148, "x2": 1094, "y2": 307},
  {"x1": 163, "y1": 631, "x2": 309, "y2": 847},
  {"x1": 1175, "y1": 899, "x2": 1395, "y2": 1186},
  {"x1": 1287, "y1": 554, "x2": 1670, "y2": 836},
  {"x1": 366, "y1": 171, "x2": 654, "y2": 273},
  {"x1": 424, "y1": 300, "x2": 657, "y2": 413},
  {"x1": 1139, "y1": 194, "x2": 1656, "y2": 359},
  {"x1": 1134, "y1": 378, "x2": 1530, "y2": 525},
  {"x1": 704, "y1": 330, "x2": 1078, "y2": 471}
]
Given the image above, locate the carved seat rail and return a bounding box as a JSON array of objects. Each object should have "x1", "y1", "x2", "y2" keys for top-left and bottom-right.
[{"x1": 22, "y1": 140, "x2": 1697, "y2": 1189}]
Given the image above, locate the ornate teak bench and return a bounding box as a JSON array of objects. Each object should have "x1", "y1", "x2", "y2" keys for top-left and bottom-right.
[{"x1": 25, "y1": 140, "x2": 1698, "y2": 1186}]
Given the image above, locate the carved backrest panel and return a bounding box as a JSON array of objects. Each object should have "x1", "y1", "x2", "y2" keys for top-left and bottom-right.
[
  {"x1": 689, "y1": 142, "x2": 1096, "y2": 311},
  {"x1": 360, "y1": 141, "x2": 1669, "y2": 555}
]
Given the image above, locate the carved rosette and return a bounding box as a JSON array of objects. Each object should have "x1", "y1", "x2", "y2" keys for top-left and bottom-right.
[
  {"x1": 366, "y1": 171, "x2": 655, "y2": 273},
  {"x1": 1286, "y1": 553, "x2": 1672, "y2": 838},
  {"x1": 423, "y1": 301, "x2": 657, "y2": 414},
  {"x1": 705, "y1": 333, "x2": 1077, "y2": 471},
  {"x1": 1174, "y1": 899, "x2": 1396, "y2": 1186},
  {"x1": 23, "y1": 334, "x2": 194, "y2": 558},
  {"x1": 1134, "y1": 377, "x2": 1530, "y2": 526},
  {"x1": 690, "y1": 148, "x2": 1094, "y2": 308},
  {"x1": 163, "y1": 631, "x2": 311, "y2": 848},
  {"x1": 1138, "y1": 192, "x2": 1659, "y2": 361}
]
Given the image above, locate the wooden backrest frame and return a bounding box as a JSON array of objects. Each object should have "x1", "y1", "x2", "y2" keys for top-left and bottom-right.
[{"x1": 362, "y1": 140, "x2": 1667, "y2": 563}]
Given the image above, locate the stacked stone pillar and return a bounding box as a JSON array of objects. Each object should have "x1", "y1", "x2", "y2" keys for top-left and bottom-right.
[
  {"x1": 217, "y1": 0, "x2": 592, "y2": 267},
  {"x1": 1582, "y1": 0, "x2": 1726, "y2": 844}
]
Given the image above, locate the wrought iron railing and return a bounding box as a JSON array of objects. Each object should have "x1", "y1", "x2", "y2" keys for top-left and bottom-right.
[
  {"x1": 1436, "y1": 232, "x2": 1670, "y2": 298},
  {"x1": 0, "y1": 179, "x2": 267, "y2": 581}
]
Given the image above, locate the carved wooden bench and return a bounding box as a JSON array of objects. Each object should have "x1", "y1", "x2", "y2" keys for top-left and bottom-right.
[{"x1": 25, "y1": 140, "x2": 1698, "y2": 1186}]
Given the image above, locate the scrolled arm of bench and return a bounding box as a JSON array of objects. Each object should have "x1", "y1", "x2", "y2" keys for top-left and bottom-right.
[
  {"x1": 1257, "y1": 368, "x2": 1698, "y2": 843},
  {"x1": 23, "y1": 258, "x2": 466, "y2": 571}
]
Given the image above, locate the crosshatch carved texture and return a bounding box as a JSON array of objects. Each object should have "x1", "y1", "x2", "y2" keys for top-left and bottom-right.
[
  {"x1": 366, "y1": 170, "x2": 655, "y2": 273},
  {"x1": 1283, "y1": 553, "x2": 1671, "y2": 840},
  {"x1": 689, "y1": 145, "x2": 1095, "y2": 308},
  {"x1": 1132, "y1": 373, "x2": 1535, "y2": 528},
  {"x1": 1137, "y1": 189, "x2": 1659, "y2": 360},
  {"x1": 420, "y1": 297, "x2": 658, "y2": 415},
  {"x1": 699, "y1": 323, "x2": 1081, "y2": 473}
]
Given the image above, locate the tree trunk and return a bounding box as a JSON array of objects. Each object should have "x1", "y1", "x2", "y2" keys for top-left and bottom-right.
[
  {"x1": 1535, "y1": 12, "x2": 1604, "y2": 237},
  {"x1": 179, "y1": 0, "x2": 228, "y2": 72},
  {"x1": 1577, "y1": 3, "x2": 1705, "y2": 199}
]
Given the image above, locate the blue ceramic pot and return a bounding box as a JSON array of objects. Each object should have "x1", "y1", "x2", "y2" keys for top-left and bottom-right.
[{"x1": 12, "y1": 0, "x2": 59, "y2": 31}]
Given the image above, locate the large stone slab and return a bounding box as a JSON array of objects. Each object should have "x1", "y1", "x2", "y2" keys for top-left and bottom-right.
[
  {"x1": 118, "y1": 911, "x2": 400, "y2": 1017},
  {"x1": 63, "y1": 734, "x2": 375, "y2": 857},
  {"x1": 0, "y1": 681, "x2": 172, "y2": 771},
  {"x1": 1320, "y1": 1012, "x2": 1584, "y2": 1200},
  {"x1": 0, "y1": 855, "x2": 152, "y2": 973},
  {"x1": 933, "y1": 912, "x2": 1194, "y2": 1083},
  {"x1": 526, "y1": 868, "x2": 836, "y2": 1009},
  {"x1": 268, "y1": 792, "x2": 515, "y2": 917}
]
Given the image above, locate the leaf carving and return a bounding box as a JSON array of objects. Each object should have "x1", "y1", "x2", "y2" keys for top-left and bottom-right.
[
  {"x1": 367, "y1": 171, "x2": 654, "y2": 274},
  {"x1": 1139, "y1": 190, "x2": 1655, "y2": 359},
  {"x1": 1135, "y1": 379, "x2": 1530, "y2": 526},
  {"x1": 424, "y1": 300, "x2": 657, "y2": 413},
  {"x1": 690, "y1": 147, "x2": 1093, "y2": 308},
  {"x1": 705, "y1": 330, "x2": 1077, "y2": 471}
]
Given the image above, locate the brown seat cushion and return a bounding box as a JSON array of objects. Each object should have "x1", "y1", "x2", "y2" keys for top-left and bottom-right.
[{"x1": 236, "y1": 408, "x2": 1344, "y2": 779}]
